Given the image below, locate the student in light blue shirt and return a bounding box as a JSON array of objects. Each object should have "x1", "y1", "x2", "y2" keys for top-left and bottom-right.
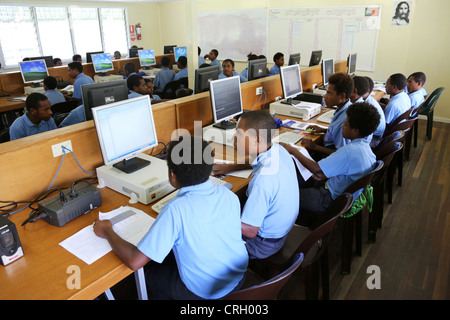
[
  {"x1": 9, "y1": 93, "x2": 57, "y2": 140},
  {"x1": 218, "y1": 59, "x2": 247, "y2": 83},
  {"x1": 240, "y1": 52, "x2": 258, "y2": 80},
  {"x1": 67, "y1": 62, "x2": 94, "y2": 102},
  {"x1": 281, "y1": 102, "x2": 379, "y2": 227},
  {"x1": 204, "y1": 49, "x2": 222, "y2": 73},
  {"x1": 406, "y1": 72, "x2": 426, "y2": 109},
  {"x1": 153, "y1": 56, "x2": 175, "y2": 94},
  {"x1": 198, "y1": 46, "x2": 205, "y2": 66},
  {"x1": 43, "y1": 76, "x2": 66, "y2": 106},
  {"x1": 173, "y1": 56, "x2": 188, "y2": 85},
  {"x1": 383, "y1": 73, "x2": 411, "y2": 125},
  {"x1": 93, "y1": 136, "x2": 248, "y2": 300},
  {"x1": 269, "y1": 52, "x2": 284, "y2": 75},
  {"x1": 127, "y1": 74, "x2": 148, "y2": 99},
  {"x1": 59, "y1": 105, "x2": 85, "y2": 127},
  {"x1": 144, "y1": 78, "x2": 161, "y2": 102}
]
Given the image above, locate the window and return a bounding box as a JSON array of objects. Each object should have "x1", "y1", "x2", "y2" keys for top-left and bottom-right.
[{"x1": 0, "y1": 5, "x2": 128, "y2": 69}]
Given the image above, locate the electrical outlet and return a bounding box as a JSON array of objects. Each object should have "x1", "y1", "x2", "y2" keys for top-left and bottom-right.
[
  {"x1": 52, "y1": 140, "x2": 73, "y2": 157},
  {"x1": 256, "y1": 87, "x2": 263, "y2": 95}
]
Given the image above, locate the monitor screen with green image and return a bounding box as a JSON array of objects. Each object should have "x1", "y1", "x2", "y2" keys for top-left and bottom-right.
[
  {"x1": 138, "y1": 49, "x2": 156, "y2": 67},
  {"x1": 92, "y1": 53, "x2": 114, "y2": 74}
]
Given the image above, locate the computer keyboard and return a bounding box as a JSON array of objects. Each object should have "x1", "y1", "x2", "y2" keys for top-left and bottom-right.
[
  {"x1": 151, "y1": 176, "x2": 233, "y2": 213},
  {"x1": 272, "y1": 131, "x2": 303, "y2": 144},
  {"x1": 316, "y1": 110, "x2": 335, "y2": 124}
]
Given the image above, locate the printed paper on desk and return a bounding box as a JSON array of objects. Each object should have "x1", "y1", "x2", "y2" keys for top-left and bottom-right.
[
  {"x1": 59, "y1": 206, "x2": 155, "y2": 265},
  {"x1": 213, "y1": 159, "x2": 252, "y2": 179},
  {"x1": 282, "y1": 119, "x2": 309, "y2": 131},
  {"x1": 289, "y1": 143, "x2": 314, "y2": 181}
]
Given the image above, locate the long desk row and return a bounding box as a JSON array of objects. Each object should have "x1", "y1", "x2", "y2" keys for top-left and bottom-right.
[{"x1": 0, "y1": 61, "x2": 349, "y2": 300}]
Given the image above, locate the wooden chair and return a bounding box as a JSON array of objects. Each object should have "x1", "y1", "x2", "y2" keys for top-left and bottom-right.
[
  {"x1": 223, "y1": 252, "x2": 304, "y2": 300},
  {"x1": 249, "y1": 193, "x2": 353, "y2": 299},
  {"x1": 340, "y1": 160, "x2": 384, "y2": 274},
  {"x1": 0, "y1": 128, "x2": 10, "y2": 143},
  {"x1": 417, "y1": 87, "x2": 445, "y2": 140}
]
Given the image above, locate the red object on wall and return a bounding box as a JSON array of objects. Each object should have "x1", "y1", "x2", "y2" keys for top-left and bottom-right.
[
  {"x1": 136, "y1": 23, "x2": 142, "y2": 40},
  {"x1": 129, "y1": 25, "x2": 136, "y2": 42}
]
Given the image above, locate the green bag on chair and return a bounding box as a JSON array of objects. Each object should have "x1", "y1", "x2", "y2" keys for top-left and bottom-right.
[{"x1": 341, "y1": 186, "x2": 373, "y2": 219}]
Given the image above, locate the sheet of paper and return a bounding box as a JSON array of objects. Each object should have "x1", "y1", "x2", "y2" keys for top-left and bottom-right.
[
  {"x1": 281, "y1": 119, "x2": 309, "y2": 130},
  {"x1": 213, "y1": 159, "x2": 253, "y2": 179},
  {"x1": 59, "y1": 206, "x2": 155, "y2": 265},
  {"x1": 289, "y1": 143, "x2": 314, "y2": 181}
]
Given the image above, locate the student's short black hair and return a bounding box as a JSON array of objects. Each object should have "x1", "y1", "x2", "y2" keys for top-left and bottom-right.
[
  {"x1": 26, "y1": 93, "x2": 48, "y2": 111},
  {"x1": 127, "y1": 74, "x2": 144, "y2": 91},
  {"x1": 166, "y1": 135, "x2": 214, "y2": 187},
  {"x1": 222, "y1": 59, "x2": 234, "y2": 67},
  {"x1": 408, "y1": 72, "x2": 426, "y2": 85},
  {"x1": 389, "y1": 73, "x2": 407, "y2": 90},
  {"x1": 238, "y1": 110, "x2": 277, "y2": 144},
  {"x1": 198, "y1": 46, "x2": 201, "y2": 55},
  {"x1": 178, "y1": 56, "x2": 187, "y2": 67},
  {"x1": 72, "y1": 54, "x2": 82, "y2": 62},
  {"x1": 328, "y1": 72, "x2": 354, "y2": 99},
  {"x1": 273, "y1": 52, "x2": 284, "y2": 62},
  {"x1": 247, "y1": 52, "x2": 258, "y2": 61},
  {"x1": 352, "y1": 76, "x2": 369, "y2": 96},
  {"x1": 68, "y1": 62, "x2": 83, "y2": 73},
  {"x1": 211, "y1": 49, "x2": 219, "y2": 57},
  {"x1": 346, "y1": 102, "x2": 380, "y2": 137},
  {"x1": 161, "y1": 56, "x2": 171, "y2": 67},
  {"x1": 365, "y1": 76, "x2": 374, "y2": 92},
  {"x1": 124, "y1": 62, "x2": 136, "y2": 74},
  {"x1": 53, "y1": 58, "x2": 62, "y2": 65},
  {"x1": 43, "y1": 76, "x2": 58, "y2": 90},
  {"x1": 199, "y1": 63, "x2": 211, "y2": 68}
]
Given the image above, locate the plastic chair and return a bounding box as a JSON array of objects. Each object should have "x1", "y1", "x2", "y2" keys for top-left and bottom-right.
[
  {"x1": 340, "y1": 160, "x2": 384, "y2": 274},
  {"x1": 51, "y1": 100, "x2": 79, "y2": 116},
  {"x1": 161, "y1": 79, "x2": 181, "y2": 99},
  {"x1": 417, "y1": 87, "x2": 445, "y2": 140},
  {"x1": 0, "y1": 128, "x2": 10, "y2": 143},
  {"x1": 54, "y1": 112, "x2": 70, "y2": 127},
  {"x1": 223, "y1": 252, "x2": 304, "y2": 300},
  {"x1": 249, "y1": 193, "x2": 353, "y2": 299}
]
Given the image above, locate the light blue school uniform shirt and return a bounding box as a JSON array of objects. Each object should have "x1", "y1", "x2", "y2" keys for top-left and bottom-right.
[
  {"x1": 198, "y1": 55, "x2": 205, "y2": 66},
  {"x1": 44, "y1": 89, "x2": 66, "y2": 106},
  {"x1": 137, "y1": 180, "x2": 248, "y2": 299},
  {"x1": 153, "y1": 68, "x2": 175, "y2": 93},
  {"x1": 218, "y1": 71, "x2": 247, "y2": 83},
  {"x1": 9, "y1": 112, "x2": 57, "y2": 140},
  {"x1": 241, "y1": 68, "x2": 248, "y2": 80},
  {"x1": 59, "y1": 105, "x2": 85, "y2": 127},
  {"x1": 358, "y1": 96, "x2": 386, "y2": 138},
  {"x1": 128, "y1": 90, "x2": 142, "y2": 99},
  {"x1": 319, "y1": 137, "x2": 376, "y2": 201},
  {"x1": 324, "y1": 99, "x2": 352, "y2": 149},
  {"x1": 269, "y1": 65, "x2": 281, "y2": 75},
  {"x1": 384, "y1": 91, "x2": 411, "y2": 125},
  {"x1": 405, "y1": 86, "x2": 427, "y2": 97},
  {"x1": 72, "y1": 73, "x2": 94, "y2": 100},
  {"x1": 241, "y1": 143, "x2": 300, "y2": 239},
  {"x1": 209, "y1": 58, "x2": 222, "y2": 73},
  {"x1": 173, "y1": 67, "x2": 188, "y2": 81},
  {"x1": 408, "y1": 90, "x2": 425, "y2": 110}
]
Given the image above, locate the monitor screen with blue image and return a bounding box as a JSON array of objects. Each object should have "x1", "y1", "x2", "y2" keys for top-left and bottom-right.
[
  {"x1": 138, "y1": 49, "x2": 156, "y2": 67},
  {"x1": 174, "y1": 46, "x2": 187, "y2": 62},
  {"x1": 92, "y1": 53, "x2": 114, "y2": 74},
  {"x1": 19, "y1": 59, "x2": 49, "y2": 84}
]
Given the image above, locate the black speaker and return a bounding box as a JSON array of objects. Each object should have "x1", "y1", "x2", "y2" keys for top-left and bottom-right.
[{"x1": 0, "y1": 217, "x2": 24, "y2": 266}]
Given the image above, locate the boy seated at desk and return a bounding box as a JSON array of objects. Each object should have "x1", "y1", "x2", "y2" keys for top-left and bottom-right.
[
  {"x1": 269, "y1": 52, "x2": 284, "y2": 75},
  {"x1": 204, "y1": 49, "x2": 222, "y2": 73},
  {"x1": 219, "y1": 59, "x2": 247, "y2": 83},
  {"x1": 94, "y1": 136, "x2": 248, "y2": 300},
  {"x1": 127, "y1": 74, "x2": 149, "y2": 99},
  {"x1": 9, "y1": 93, "x2": 57, "y2": 140},
  {"x1": 173, "y1": 56, "x2": 188, "y2": 83},
  {"x1": 66, "y1": 62, "x2": 94, "y2": 104},
  {"x1": 406, "y1": 72, "x2": 426, "y2": 110},
  {"x1": 43, "y1": 76, "x2": 66, "y2": 106},
  {"x1": 280, "y1": 102, "x2": 380, "y2": 228},
  {"x1": 380, "y1": 73, "x2": 411, "y2": 126},
  {"x1": 213, "y1": 110, "x2": 300, "y2": 260},
  {"x1": 153, "y1": 56, "x2": 175, "y2": 95},
  {"x1": 144, "y1": 78, "x2": 161, "y2": 101},
  {"x1": 302, "y1": 72, "x2": 354, "y2": 156}
]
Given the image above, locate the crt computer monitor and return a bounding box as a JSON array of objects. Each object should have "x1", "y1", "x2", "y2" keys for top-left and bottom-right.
[
  {"x1": 138, "y1": 49, "x2": 156, "y2": 67},
  {"x1": 209, "y1": 75, "x2": 243, "y2": 130},
  {"x1": 309, "y1": 50, "x2": 322, "y2": 67},
  {"x1": 174, "y1": 46, "x2": 187, "y2": 62},
  {"x1": 164, "y1": 45, "x2": 176, "y2": 54},
  {"x1": 86, "y1": 51, "x2": 104, "y2": 63},
  {"x1": 321, "y1": 58, "x2": 335, "y2": 86},
  {"x1": 18, "y1": 59, "x2": 49, "y2": 86},
  {"x1": 347, "y1": 53, "x2": 357, "y2": 76},
  {"x1": 91, "y1": 53, "x2": 114, "y2": 75},
  {"x1": 81, "y1": 80, "x2": 129, "y2": 121},
  {"x1": 29, "y1": 55, "x2": 54, "y2": 68},
  {"x1": 288, "y1": 53, "x2": 301, "y2": 66},
  {"x1": 280, "y1": 64, "x2": 303, "y2": 104},
  {"x1": 194, "y1": 65, "x2": 220, "y2": 94},
  {"x1": 129, "y1": 47, "x2": 143, "y2": 58},
  {"x1": 92, "y1": 95, "x2": 158, "y2": 174},
  {"x1": 247, "y1": 58, "x2": 267, "y2": 81}
]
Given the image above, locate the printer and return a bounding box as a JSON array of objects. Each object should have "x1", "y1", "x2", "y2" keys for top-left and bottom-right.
[{"x1": 270, "y1": 92, "x2": 323, "y2": 121}]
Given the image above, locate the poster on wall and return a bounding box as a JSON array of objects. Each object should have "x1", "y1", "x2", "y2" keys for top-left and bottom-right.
[
  {"x1": 129, "y1": 25, "x2": 136, "y2": 41},
  {"x1": 392, "y1": 1, "x2": 412, "y2": 26}
]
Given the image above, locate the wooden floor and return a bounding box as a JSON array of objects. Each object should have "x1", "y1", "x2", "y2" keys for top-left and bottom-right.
[{"x1": 279, "y1": 118, "x2": 450, "y2": 300}]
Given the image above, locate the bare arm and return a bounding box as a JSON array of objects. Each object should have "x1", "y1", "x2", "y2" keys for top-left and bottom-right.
[{"x1": 241, "y1": 222, "x2": 259, "y2": 239}]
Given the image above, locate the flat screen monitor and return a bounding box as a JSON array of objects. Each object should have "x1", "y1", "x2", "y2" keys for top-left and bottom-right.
[
  {"x1": 347, "y1": 53, "x2": 357, "y2": 76},
  {"x1": 321, "y1": 58, "x2": 335, "y2": 86},
  {"x1": 81, "y1": 80, "x2": 129, "y2": 121},
  {"x1": 86, "y1": 51, "x2": 104, "y2": 63},
  {"x1": 288, "y1": 53, "x2": 301, "y2": 66},
  {"x1": 129, "y1": 47, "x2": 143, "y2": 58},
  {"x1": 309, "y1": 50, "x2": 322, "y2": 67},
  {"x1": 280, "y1": 64, "x2": 303, "y2": 103},
  {"x1": 92, "y1": 95, "x2": 158, "y2": 174},
  {"x1": 138, "y1": 49, "x2": 156, "y2": 67},
  {"x1": 194, "y1": 65, "x2": 220, "y2": 94},
  {"x1": 164, "y1": 45, "x2": 176, "y2": 54},
  {"x1": 29, "y1": 55, "x2": 54, "y2": 68},
  {"x1": 19, "y1": 59, "x2": 49, "y2": 85},
  {"x1": 247, "y1": 58, "x2": 267, "y2": 81},
  {"x1": 92, "y1": 53, "x2": 114, "y2": 74},
  {"x1": 174, "y1": 46, "x2": 187, "y2": 62},
  {"x1": 209, "y1": 75, "x2": 243, "y2": 130}
]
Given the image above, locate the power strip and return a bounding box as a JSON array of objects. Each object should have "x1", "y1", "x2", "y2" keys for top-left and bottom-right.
[{"x1": 38, "y1": 182, "x2": 102, "y2": 227}]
